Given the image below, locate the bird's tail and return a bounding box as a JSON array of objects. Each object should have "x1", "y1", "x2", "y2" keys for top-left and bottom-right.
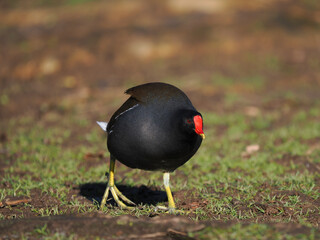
[{"x1": 96, "y1": 121, "x2": 108, "y2": 132}]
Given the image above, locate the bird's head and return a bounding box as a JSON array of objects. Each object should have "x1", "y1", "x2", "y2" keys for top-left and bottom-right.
[{"x1": 182, "y1": 111, "x2": 205, "y2": 140}]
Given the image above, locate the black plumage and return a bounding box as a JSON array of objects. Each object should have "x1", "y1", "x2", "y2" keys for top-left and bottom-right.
[
  {"x1": 98, "y1": 82, "x2": 205, "y2": 211},
  {"x1": 107, "y1": 82, "x2": 203, "y2": 171}
]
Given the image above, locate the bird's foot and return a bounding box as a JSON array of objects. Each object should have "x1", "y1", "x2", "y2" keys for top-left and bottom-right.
[
  {"x1": 100, "y1": 184, "x2": 136, "y2": 210},
  {"x1": 154, "y1": 206, "x2": 185, "y2": 214}
]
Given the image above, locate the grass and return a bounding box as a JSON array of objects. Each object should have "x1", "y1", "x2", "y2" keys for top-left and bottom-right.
[
  {"x1": 1, "y1": 0, "x2": 320, "y2": 238},
  {"x1": 1, "y1": 74, "x2": 319, "y2": 238},
  {"x1": 1, "y1": 89, "x2": 319, "y2": 229}
]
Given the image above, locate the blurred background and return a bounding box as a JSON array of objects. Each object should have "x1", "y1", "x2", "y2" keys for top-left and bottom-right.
[
  {"x1": 1, "y1": 1, "x2": 320, "y2": 233},
  {"x1": 1, "y1": 0, "x2": 319, "y2": 125}
]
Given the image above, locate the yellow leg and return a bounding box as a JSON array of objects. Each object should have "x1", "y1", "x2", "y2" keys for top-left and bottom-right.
[
  {"x1": 100, "y1": 155, "x2": 135, "y2": 209},
  {"x1": 154, "y1": 172, "x2": 179, "y2": 213},
  {"x1": 164, "y1": 172, "x2": 176, "y2": 210}
]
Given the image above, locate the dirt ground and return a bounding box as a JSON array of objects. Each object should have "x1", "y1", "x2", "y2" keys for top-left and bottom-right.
[{"x1": 1, "y1": 0, "x2": 320, "y2": 239}]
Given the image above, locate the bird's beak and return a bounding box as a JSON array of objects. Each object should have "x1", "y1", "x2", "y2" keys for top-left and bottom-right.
[{"x1": 200, "y1": 133, "x2": 205, "y2": 140}]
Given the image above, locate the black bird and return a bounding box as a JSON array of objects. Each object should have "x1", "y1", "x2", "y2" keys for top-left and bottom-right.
[{"x1": 97, "y1": 82, "x2": 205, "y2": 211}]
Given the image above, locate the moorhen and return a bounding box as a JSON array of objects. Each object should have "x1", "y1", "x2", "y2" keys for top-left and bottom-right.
[{"x1": 97, "y1": 82, "x2": 205, "y2": 211}]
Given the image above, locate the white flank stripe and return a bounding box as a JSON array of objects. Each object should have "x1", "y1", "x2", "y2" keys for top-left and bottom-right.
[{"x1": 114, "y1": 104, "x2": 139, "y2": 119}]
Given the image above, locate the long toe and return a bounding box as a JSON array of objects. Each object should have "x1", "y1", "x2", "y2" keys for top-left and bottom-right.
[
  {"x1": 154, "y1": 206, "x2": 186, "y2": 214},
  {"x1": 100, "y1": 185, "x2": 135, "y2": 210},
  {"x1": 110, "y1": 186, "x2": 135, "y2": 210},
  {"x1": 100, "y1": 186, "x2": 110, "y2": 209},
  {"x1": 114, "y1": 185, "x2": 136, "y2": 206}
]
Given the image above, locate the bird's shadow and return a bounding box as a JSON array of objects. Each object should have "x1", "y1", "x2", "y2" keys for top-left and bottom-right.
[{"x1": 79, "y1": 182, "x2": 167, "y2": 207}]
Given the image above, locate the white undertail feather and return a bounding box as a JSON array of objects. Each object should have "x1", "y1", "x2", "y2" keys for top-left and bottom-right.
[{"x1": 96, "y1": 121, "x2": 108, "y2": 132}]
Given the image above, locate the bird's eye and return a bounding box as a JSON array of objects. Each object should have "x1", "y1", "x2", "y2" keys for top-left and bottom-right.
[{"x1": 186, "y1": 119, "x2": 192, "y2": 124}]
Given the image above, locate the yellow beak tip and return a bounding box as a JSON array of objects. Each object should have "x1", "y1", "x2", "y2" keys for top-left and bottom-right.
[{"x1": 200, "y1": 133, "x2": 205, "y2": 140}]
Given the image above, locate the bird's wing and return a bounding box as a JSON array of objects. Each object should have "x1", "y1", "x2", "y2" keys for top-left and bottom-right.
[
  {"x1": 107, "y1": 97, "x2": 140, "y2": 132},
  {"x1": 107, "y1": 82, "x2": 192, "y2": 133},
  {"x1": 125, "y1": 82, "x2": 188, "y2": 103}
]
